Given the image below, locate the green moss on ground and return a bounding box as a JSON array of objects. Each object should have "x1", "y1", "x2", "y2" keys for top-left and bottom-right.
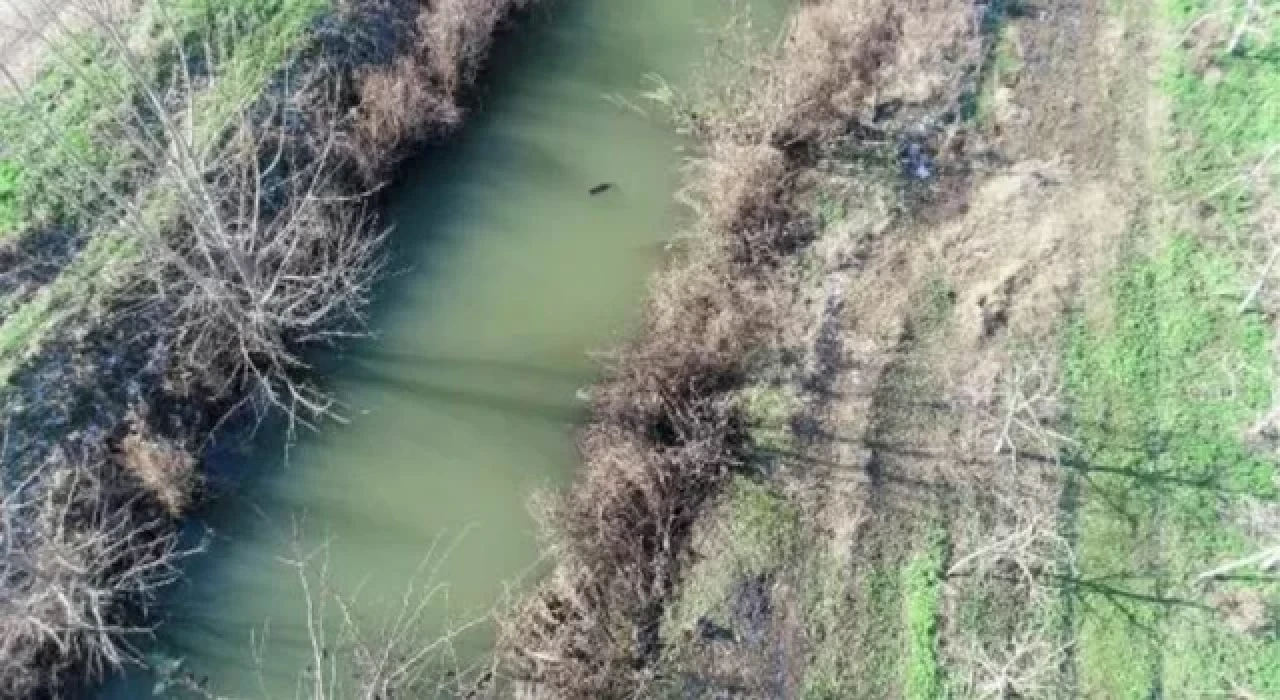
[
  {"x1": 796, "y1": 527, "x2": 949, "y2": 700},
  {"x1": 799, "y1": 547, "x2": 859, "y2": 699},
  {"x1": 1162, "y1": 0, "x2": 1280, "y2": 232},
  {"x1": 739, "y1": 384, "x2": 802, "y2": 454},
  {"x1": 0, "y1": 0, "x2": 328, "y2": 237},
  {"x1": 902, "y1": 528, "x2": 948, "y2": 700}
]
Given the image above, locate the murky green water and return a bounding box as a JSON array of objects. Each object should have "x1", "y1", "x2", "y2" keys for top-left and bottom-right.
[{"x1": 102, "y1": 0, "x2": 784, "y2": 696}]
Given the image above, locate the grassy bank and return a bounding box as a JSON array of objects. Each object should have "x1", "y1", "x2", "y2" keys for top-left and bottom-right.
[
  {"x1": 1064, "y1": 0, "x2": 1280, "y2": 694},
  {"x1": 1066, "y1": 239, "x2": 1280, "y2": 697},
  {"x1": 0, "y1": 0, "x2": 333, "y2": 381},
  {"x1": 0, "y1": 0, "x2": 536, "y2": 695}
]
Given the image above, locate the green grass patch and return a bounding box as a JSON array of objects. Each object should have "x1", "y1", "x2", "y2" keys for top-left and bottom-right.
[
  {"x1": 738, "y1": 384, "x2": 801, "y2": 454},
  {"x1": 0, "y1": 34, "x2": 142, "y2": 234},
  {"x1": 845, "y1": 558, "x2": 907, "y2": 699},
  {"x1": 963, "y1": 0, "x2": 1026, "y2": 125},
  {"x1": 798, "y1": 528, "x2": 949, "y2": 700},
  {"x1": 169, "y1": 0, "x2": 332, "y2": 144},
  {"x1": 1162, "y1": 0, "x2": 1280, "y2": 232},
  {"x1": 971, "y1": 23, "x2": 1023, "y2": 125},
  {"x1": 814, "y1": 191, "x2": 848, "y2": 231},
  {"x1": 1061, "y1": 0, "x2": 1280, "y2": 693},
  {"x1": 913, "y1": 276, "x2": 956, "y2": 337},
  {"x1": 663, "y1": 476, "x2": 800, "y2": 641},
  {"x1": 0, "y1": 225, "x2": 142, "y2": 384},
  {"x1": 903, "y1": 528, "x2": 948, "y2": 700},
  {"x1": 0, "y1": 0, "x2": 329, "y2": 236},
  {"x1": 1065, "y1": 237, "x2": 1279, "y2": 697},
  {"x1": 799, "y1": 547, "x2": 858, "y2": 699},
  {"x1": 0, "y1": 160, "x2": 25, "y2": 233},
  {"x1": 0, "y1": 0, "x2": 332, "y2": 384}
]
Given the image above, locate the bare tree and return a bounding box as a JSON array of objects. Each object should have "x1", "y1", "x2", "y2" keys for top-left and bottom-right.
[
  {"x1": 1198, "y1": 498, "x2": 1280, "y2": 583},
  {"x1": 991, "y1": 351, "x2": 1072, "y2": 464},
  {"x1": 2, "y1": 0, "x2": 388, "y2": 429},
  {"x1": 143, "y1": 83, "x2": 386, "y2": 429},
  {"x1": 158, "y1": 531, "x2": 494, "y2": 700},
  {"x1": 0, "y1": 444, "x2": 191, "y2": 698},
  {"x1": 946, "y1": 492, "x2": 1077, "y2": 699},
  {"x1": 941, "y1": 346, "x2": 1079, "y2": 699}
]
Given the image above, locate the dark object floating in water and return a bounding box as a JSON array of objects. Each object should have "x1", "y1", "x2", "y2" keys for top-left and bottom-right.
[{"x1": 589, "y1": 182, "x2": 615, "y2": 195}]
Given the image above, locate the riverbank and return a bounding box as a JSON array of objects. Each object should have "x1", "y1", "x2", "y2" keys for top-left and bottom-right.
[
  {"x1": 0, "y1": 0, "x2": 536, "y2": 695},
  {"x1": 505, "y1": 0, "x2": 1280, "y2": 695},
  {"x1": 502, "y1": 0, "x2": 983, "y2": 694}
]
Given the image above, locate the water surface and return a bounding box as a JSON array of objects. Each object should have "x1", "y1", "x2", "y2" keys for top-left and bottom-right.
[{"x1": 102, "y1": 0, "x2": 785, "y2": 695}]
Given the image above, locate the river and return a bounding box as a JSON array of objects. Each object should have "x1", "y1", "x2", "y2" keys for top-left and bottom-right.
[{"x1": 101, "y1": 0, "x2": 785, "y2": 696}]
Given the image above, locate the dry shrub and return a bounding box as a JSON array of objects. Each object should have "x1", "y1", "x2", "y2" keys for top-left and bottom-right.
[
  {"x1": 112, "y1": 421, "x2": 197, "y2": 518},
  {"x1": 145, "y1": 67, "x2": 386, "y2": 427},
  {"x1": 679, "y1": 142, "x2": 796, "y2": 267},
  {"x1": 349, "y1": 0, "x2": 535, "y2": 177},
  {"x1": 160, "y1": 0, "x2": 547, "y2": 420},
  {"x1": 945, "y1": 348, "x2": 1076, "y2": 699},
  {"x1": 945, "y1": 489, "x2": 1076, "y2": 699},
  {"x1": 673, "y1": 0, "x2": 978, "y2": 267},
  {"x1": 777, "y1": 2, "x2": 896, "y2": 139},
  {"x1": 153, "y1": 0, "x2": 547, "y2": 425},
  {"x1": 505, "y1": 392, "x2": 745, "y2": 697},
  {"x1": 0, "y1": 446, "x2": 188, "y2": 699},
  {"x1": 418, "y1": 0, "x2": 532, "y2": 98},
  {"x1": 500, "y1": 177, "x2": 788, "y2": 696},
  {"x1": 354, "y1": 54, "x2": 462, "y2": 169},
  {"x1": 686, "y1": 0, "x2": 977, "y2": 151},
  {"x1": 888, "y1": 0, "x2": 980, "y2": 105},
  {"x1": 500, "y1": 283, "x2": 786, "y2": 696},
  {"x1": 1211, "y1": 588, "x2": 1274, "y2": 638},
  {"x1": 288, "y1": 536, "x2": 492, "y2": 700},
  {"x1": 784, "y1": 0, "x2": 977, "y2": 121}
]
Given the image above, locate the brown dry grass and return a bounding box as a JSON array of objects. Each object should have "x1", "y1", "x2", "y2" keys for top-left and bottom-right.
[
  {"x1": 351, "y1": 0, "x2": 534, "y2": 178},
  {"x1": 355, "y1": 55, "x2": 463, "y2": 168},
  {"x1": 113, "y1": 420, "x2": 197, "y2": 518}
]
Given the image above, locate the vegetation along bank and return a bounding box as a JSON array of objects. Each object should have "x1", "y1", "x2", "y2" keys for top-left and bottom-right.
[{"x1": 0, "y1": 0, "x2": 536, "y2": 695}]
